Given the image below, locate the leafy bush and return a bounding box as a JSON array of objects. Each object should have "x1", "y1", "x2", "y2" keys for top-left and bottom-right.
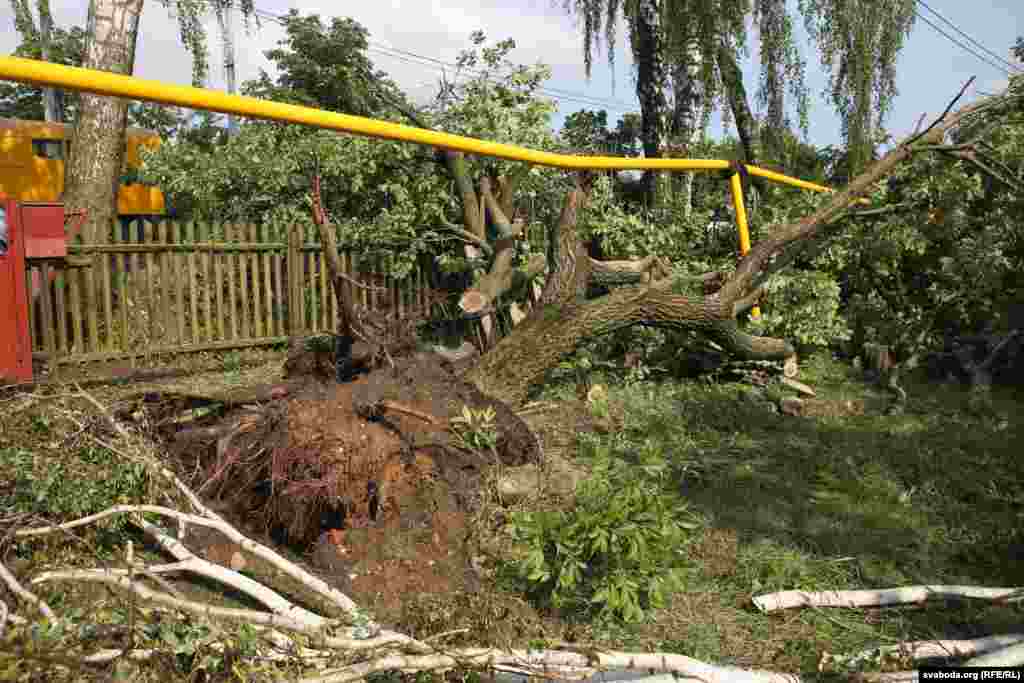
[
  {"x1": 0, "y1": 446, "x2": 149, "y2": 530},
  {"x1": 502, "y1": 447, "x2": 697, "y2": 622},
  {"x1": 747, "y1": 269, "x2": 851, "y2": 352}
]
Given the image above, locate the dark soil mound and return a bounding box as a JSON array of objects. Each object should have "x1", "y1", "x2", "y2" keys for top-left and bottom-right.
[{"x1": 142, "y1": 349, "x2": 541, "y2": 629}]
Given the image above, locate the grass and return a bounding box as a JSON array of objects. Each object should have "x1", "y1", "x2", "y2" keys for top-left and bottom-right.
[
  {"x1": 1, "y1": 349, "x2": 1022, "y2": 679},
  {"x1": 529, "y1": 352, "x2": 1024, "y2": 671}
]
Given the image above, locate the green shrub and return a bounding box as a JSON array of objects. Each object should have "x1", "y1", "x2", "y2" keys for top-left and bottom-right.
[
  {"x1": 0, "y1": 446, "x2": 149, "y2": 530},
  {"x1": 746, "y1": 269, "x2": 851, "y2": 353},
  {"x1": 502, "y1": 450, "x2": 697, "y2": 622}
]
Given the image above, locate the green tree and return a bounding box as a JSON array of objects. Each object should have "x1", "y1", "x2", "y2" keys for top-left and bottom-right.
[
  {"x1": 798, "y1": 0, "x2": 916, "y2": 179},
  {"x1": 561, "y1": 108, "x2": 613, "y2": 152},
  {"x1": 0, "y1": 10, "x2": 85, "y2": 121},
  {"x1": 563, "y1": 0, "x2": 809, "y2": 213},
  {"x1": 242, "y1": 9, "x2": 406, "y2": 117},
  {"x1": 127, "y1": 101, "x2": 184, "y2": 138}
]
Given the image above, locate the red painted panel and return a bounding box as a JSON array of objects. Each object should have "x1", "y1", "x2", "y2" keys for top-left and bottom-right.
[
  {"x1": 22, "y1": 203, "x2": 66, "y2": 259},
  {"x1": 0, "y1": 199, "x2": 33, "y2": 384}
]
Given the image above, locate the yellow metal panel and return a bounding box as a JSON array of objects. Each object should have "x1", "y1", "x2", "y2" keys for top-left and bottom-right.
[
  {"x1": 0, "y1": 113, "x2": 166, "y2": 214},
  {"x1": 730, "y1": 173, "x2": 760, "y2": 319}
]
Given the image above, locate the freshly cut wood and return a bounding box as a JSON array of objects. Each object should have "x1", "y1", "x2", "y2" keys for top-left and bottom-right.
[
  {"x1": 754, "y1": 586, "x2": 1024, "y2": 612},
  {"x1": 780, "y1": 377, "x2": 815, "y2": 397}
]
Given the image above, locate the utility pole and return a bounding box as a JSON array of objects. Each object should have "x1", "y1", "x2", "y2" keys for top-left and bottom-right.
[{"x1": 215, "y1": 1, "x2": 238, "y2": 135}]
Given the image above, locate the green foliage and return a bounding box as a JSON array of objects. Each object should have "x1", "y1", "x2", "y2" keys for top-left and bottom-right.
[
  {"x1": 0, "y1": 446, "x2": 149, "y2": 530},
  {"x1": 747, "y1": 269, "x2": 851, "y2": 351},
  {"x1": 579, "y1": 174, "x2": 716, "y2": 262},
  {"x1": 243, "y1": 9, "x2": 406, "y2": 117},
  {"x1": 0, "y1": 21, "x2": 85, "y2": 121},
  {"x1": 502, "y1": 443, "x2": 696, "y2": 623},
  {"x1": 798, "y1": 0, "x2": 916, "y2": 178},
  {"x1": 449, "y1": 405, "x2": 498, "y2": 454},
  {"x1": 560, "y1": 108, "x2": 612, "y2": 152},
  {"x1": 142, "y1": 29, "x2": 563, "y2": 279},
  {"x1": 128, "y1": 102, "x2": 186, "y2": 139},
  {"x1": 821, "y1": 115, "x2": 1024, "y2": 357}
]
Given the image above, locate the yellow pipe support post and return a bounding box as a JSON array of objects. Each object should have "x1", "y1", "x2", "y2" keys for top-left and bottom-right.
[{"x1": 729, "y1": 172, "x2": 760, "y2": 319}]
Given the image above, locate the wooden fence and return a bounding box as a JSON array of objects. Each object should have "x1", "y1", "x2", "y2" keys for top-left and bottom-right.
[{"x1": 25, "y1": 219, "x2": 436, "y2": 365}]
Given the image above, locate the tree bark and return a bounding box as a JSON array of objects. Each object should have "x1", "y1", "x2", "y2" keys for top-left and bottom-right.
[
  {"x1": 671, "y1": 36, "x2": 704, "y2": 217},
  {"x1": 717, "y1": 43, "x2": 766, "y2": 179},
  {"x1": 633, "y1": 0, "x2": 671, "y2": 211},
  {"x1": 717, "y1": 42, "x2": 768, "y2": 210},
  {"x1": 63, "y1": 0, "x2": 144, "y2": 242}
]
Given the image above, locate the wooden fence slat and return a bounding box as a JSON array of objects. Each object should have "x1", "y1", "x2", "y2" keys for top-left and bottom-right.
[
  {"x1": 238, "y1": 222, "x2": 251, "y2": 340},
  {"x1": 112, "y1": 222, "x2": 128, "y2": 355},
  {"x1": 261, "y1": 223, "x2": 274, "y2": 338},
  {"x1": 200, "y1": 223, "x2": 212, "y2": 343},
  {"x1": 142, "y1": 221, "x2": 155, "y2": 352},
  {"x1": 227, "y1": 223, "x2": 238, "y2": 341},
  {"x1": 187, "y1": 222, "x2": 199, "y2": 344},
  {"x1": 318, "y1": 240, "x2": 328, "y2": 332},
  {"x1": 68, "y1": 253, "x2": 84, "y2": 354},
  {"x1": 100, "y1": 220, "x2": 114, "y2": 353},
  {"x1": 83, "y1": 232, "x2": 99, "y2": 353},
  {"x1": 273, "y1": 223, "x2": 285, "y2": 337},
  {"x1": 359, "y1": 253, "x2": 368, "y2": 309},
  {"x1": 298, "y1": 224, "x2": 307, "y2": 334},
  {"x1": 54, "y1": 260, "x2": 68, "y2": 355},
  {"x1": 172, "y1": 221, "x2": 186, "y2": 345},
  {"x1": 38, "y1": 261, "x2": 55, "y2": 356},
  {"x1": 286, "y1": 224, "x2": 298, "y2": 335},
  {"x1": 213, "y1": 223, "x2": 225, "y2": 341},
  {"x1": 250, "y1": 223, "x2": 264, "y2": 339},
  {"x1": 158, "y1": 221, "x2": 174, "y2": 346}
]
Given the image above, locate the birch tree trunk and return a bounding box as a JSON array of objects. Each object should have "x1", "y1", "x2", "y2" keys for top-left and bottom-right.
[
  {"x1": 633, "y1": 0, "x2": 671, "y2": 212},
  {"x1": 671, "y1": 35, "x2": 704, "y2": 218}
]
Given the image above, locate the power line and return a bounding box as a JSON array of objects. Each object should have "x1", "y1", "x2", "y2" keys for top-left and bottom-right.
[
  {"x1": 915, "y1": 0, "x2": 1022, "y2": 74},
  {"x1": 912, "y1": 6, "x2": 1014, "y2": 78},
  {"x1": 244, "y1": 6, "x2": 638, "y2": 115}
]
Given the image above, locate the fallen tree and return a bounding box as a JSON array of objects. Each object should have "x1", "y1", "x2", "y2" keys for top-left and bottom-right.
[{"x1": 397, "y1": 76, "x2": 1022, "y2": 407}]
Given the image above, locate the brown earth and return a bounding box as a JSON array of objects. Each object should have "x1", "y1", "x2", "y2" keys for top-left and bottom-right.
[{"x1": 128, "y1": 348, "x2": 545, "y2": 633}]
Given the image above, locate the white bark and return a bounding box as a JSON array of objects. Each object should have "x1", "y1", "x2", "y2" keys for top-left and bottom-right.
[
  {"x1": 819, "y1": 634, "x2": 1024, "y2": 671},
  {"x1": 0, "y1": 558, "x2": 54, "y2": 621},
  {"x1": 754, "y1": 586, "x2": 1024, "y2": 612},
  {"x1": 964, "y1": 641, "x2": 1024, "y2": 667}
]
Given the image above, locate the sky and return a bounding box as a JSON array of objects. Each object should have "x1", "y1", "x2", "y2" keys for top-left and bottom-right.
[{"x1": 0, "y1": 0, "x2": 1021, "y2": 151}]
